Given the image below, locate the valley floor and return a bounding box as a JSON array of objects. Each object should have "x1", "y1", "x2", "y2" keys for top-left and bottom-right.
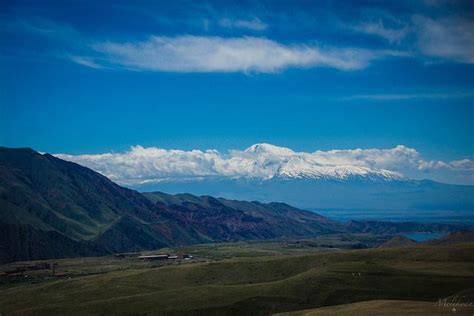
[{"x1": 0, "y1": 241, "x2": 473, "y2": 315}]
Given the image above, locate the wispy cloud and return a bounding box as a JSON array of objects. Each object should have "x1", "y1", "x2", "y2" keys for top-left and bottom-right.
[
  {"x1": 75, "y1": 36, "x2": 408, "y2": 73},
  {"x1": 10, "y1": 17, "x2": 81, "y2": 40},
  {"x1": 419, "y1": 159, "x2": 474, "y2": 171},
  {"x1": 340, "y1": 92, "x2": 474, "y2": 101},
  {"x1": 4, "y1": 15, "x2": 410, "y2": 74},
  {"x1": 413, "y1": 15, "x2": 474, "y2": 64},
  {"x1": 350, "y1": 12, "x2": 474, "y2": 64},
  {"x1": 353, "y1": 20, "x2": 409, "y2": 44},
  {"x1": 8, "y1": 10, "x2": 474, "y2": 73},
  {"x1": 218, "y1": 17, "x2": 268, "y2": 31},
  {"x1": 55, "y1": 143, "x2": 474, "y2": 185},
  {"x1": 69, "y1": 55, "x2": 104, "y2": 69}
]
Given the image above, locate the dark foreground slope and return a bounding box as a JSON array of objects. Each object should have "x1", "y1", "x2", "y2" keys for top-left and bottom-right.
[
  {"x1": 0, "y1": 147, "x2": 343, "y2": 263},
  {"x1": 1, "y1": 243, "x2": 473, "y2": 315}
]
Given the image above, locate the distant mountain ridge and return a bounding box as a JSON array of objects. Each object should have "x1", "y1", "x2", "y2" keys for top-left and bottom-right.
[
  {"x1": 377, "y1": 235, "x2": 417, "y2": 248},
  {"x1": 0, "y1": 147, "x2": 344, "y2": 263},
  {"x1": 138, "y1": 176, "x2": 474, "y2": 211}
]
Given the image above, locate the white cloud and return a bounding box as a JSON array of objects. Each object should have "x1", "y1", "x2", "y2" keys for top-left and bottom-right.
[
  {"x1": 353, "y1": 21, "x2": 409, "y2": 43},
  {"x1": 420, "y1": 159, "x2": 474, "y2": 171},
  {"x1": 72, "y1": 36, "x2": 407, "y2": 73},
  {"x1": 450, "y1": 159, "x2": 474, "y2": 170},
  {"x1": 218, "y1": 17, "x2": 268, "y2": 31},
  {"x1": 350, "y1": 14, "x2": 474, "y2": 64},
  {"x1": 54, "y1": 143, "x2": 474, "y2": 185},
  {"x1": 413, "y1": 15, "x2": 474, "y2": 63},
  {"x1": 69, "y1": 56, "x2": 104, "y2": 69}
]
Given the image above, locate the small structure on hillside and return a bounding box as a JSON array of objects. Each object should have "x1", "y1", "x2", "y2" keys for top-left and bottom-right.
[
  {"x1": 138, "y1": 254, "x2": 169, "y2": 260},
  {"x1": 137, "y1": 253, "x2": 194, "y2": 261}
]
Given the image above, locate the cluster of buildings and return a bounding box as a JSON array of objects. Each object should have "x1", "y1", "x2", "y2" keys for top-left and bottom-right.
[{"x1": 137, "y1": 253, "x2": 193, "y2": 261}]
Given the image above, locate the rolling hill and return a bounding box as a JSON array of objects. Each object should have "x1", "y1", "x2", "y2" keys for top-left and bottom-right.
[{"x1": 1, "y1": 243, "x2": 473, "y2": 315}]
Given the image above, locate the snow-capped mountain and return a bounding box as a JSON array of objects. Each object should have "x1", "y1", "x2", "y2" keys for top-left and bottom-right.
[
  {"x1": 55, "y1": 143, "x2": 474, "y2": 211},
  {"x1": 240, "y1": 143, "x2": 404, "y2": 181},
  {"x1": 57, "y1": 142, "x2": 469, "y2": 186},
  {"x1": 131, "y1": 144, "x2": 473, "y2": 211},
  {"x1": 274, "y1": 155, "x2": 403, "y2": 181}
]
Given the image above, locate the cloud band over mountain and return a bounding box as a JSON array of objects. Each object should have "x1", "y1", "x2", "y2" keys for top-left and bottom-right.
[{"x1": 55, "y1": 144, "x2": 474, "y2": 186}]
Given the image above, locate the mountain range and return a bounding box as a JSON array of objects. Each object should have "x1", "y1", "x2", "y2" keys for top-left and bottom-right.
[
  {"x1": 138, "y1": 176, "x2": 474, "y2": 211},
  {"x1": 1, "y1": 147, "x2": 471, "y2": 263},
  {"x1": 116, "y1": 143, "x2": 474, "y2": 211},
  {"x1": 0, "y1": 147, "x2": 344, "y2": 263},
  {"x1": 54, "y1": 143, "x2": 474, "y2": 211}
]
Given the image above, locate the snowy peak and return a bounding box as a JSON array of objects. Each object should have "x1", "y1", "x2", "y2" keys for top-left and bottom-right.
[
  {"x1": 274, "y1": 155, "x2": 403, "y2": 181},
  {"x1": 242, "y1": 143, "x2": 404, "y2": 181},
  {"x1": 244, "y1": 143, "x2": 295, "y2": 156},
  {"x1": 58, "y1": 142, "x2": 414, "y2": 185}
]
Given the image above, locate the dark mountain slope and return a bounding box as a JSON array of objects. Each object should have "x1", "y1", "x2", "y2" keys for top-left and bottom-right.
[
  {"x1": 0, "y1": 222, "x2": 106, "y2": 263},
  {"x1": 143, "y1": 192, "x2": 345, "y2": 241},
  {"x1": 0, "y1": 147, "x2": 343, "y2": 263},
  {"x1": 0, "y1": 147, "x2": 206, "y2": 262}
]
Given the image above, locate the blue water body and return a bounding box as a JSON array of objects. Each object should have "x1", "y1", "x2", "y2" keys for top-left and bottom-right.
[{"x1": 403, "y1": 232, "x2": 445, "y2": 242}]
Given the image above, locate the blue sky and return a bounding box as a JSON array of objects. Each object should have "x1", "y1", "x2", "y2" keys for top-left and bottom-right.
[{"x1": 1, "y1": 0, "x2": 473, "y2": 184}]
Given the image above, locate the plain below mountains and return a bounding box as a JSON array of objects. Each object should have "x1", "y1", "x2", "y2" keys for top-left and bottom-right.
[{"x1": 1, "y1": 147, "x2": 344, "y2": 263}]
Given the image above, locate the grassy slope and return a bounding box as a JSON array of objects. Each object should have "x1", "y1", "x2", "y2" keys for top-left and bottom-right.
[{"x1": 1, "y1": 243, "x2": 473, "y2": 315}]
